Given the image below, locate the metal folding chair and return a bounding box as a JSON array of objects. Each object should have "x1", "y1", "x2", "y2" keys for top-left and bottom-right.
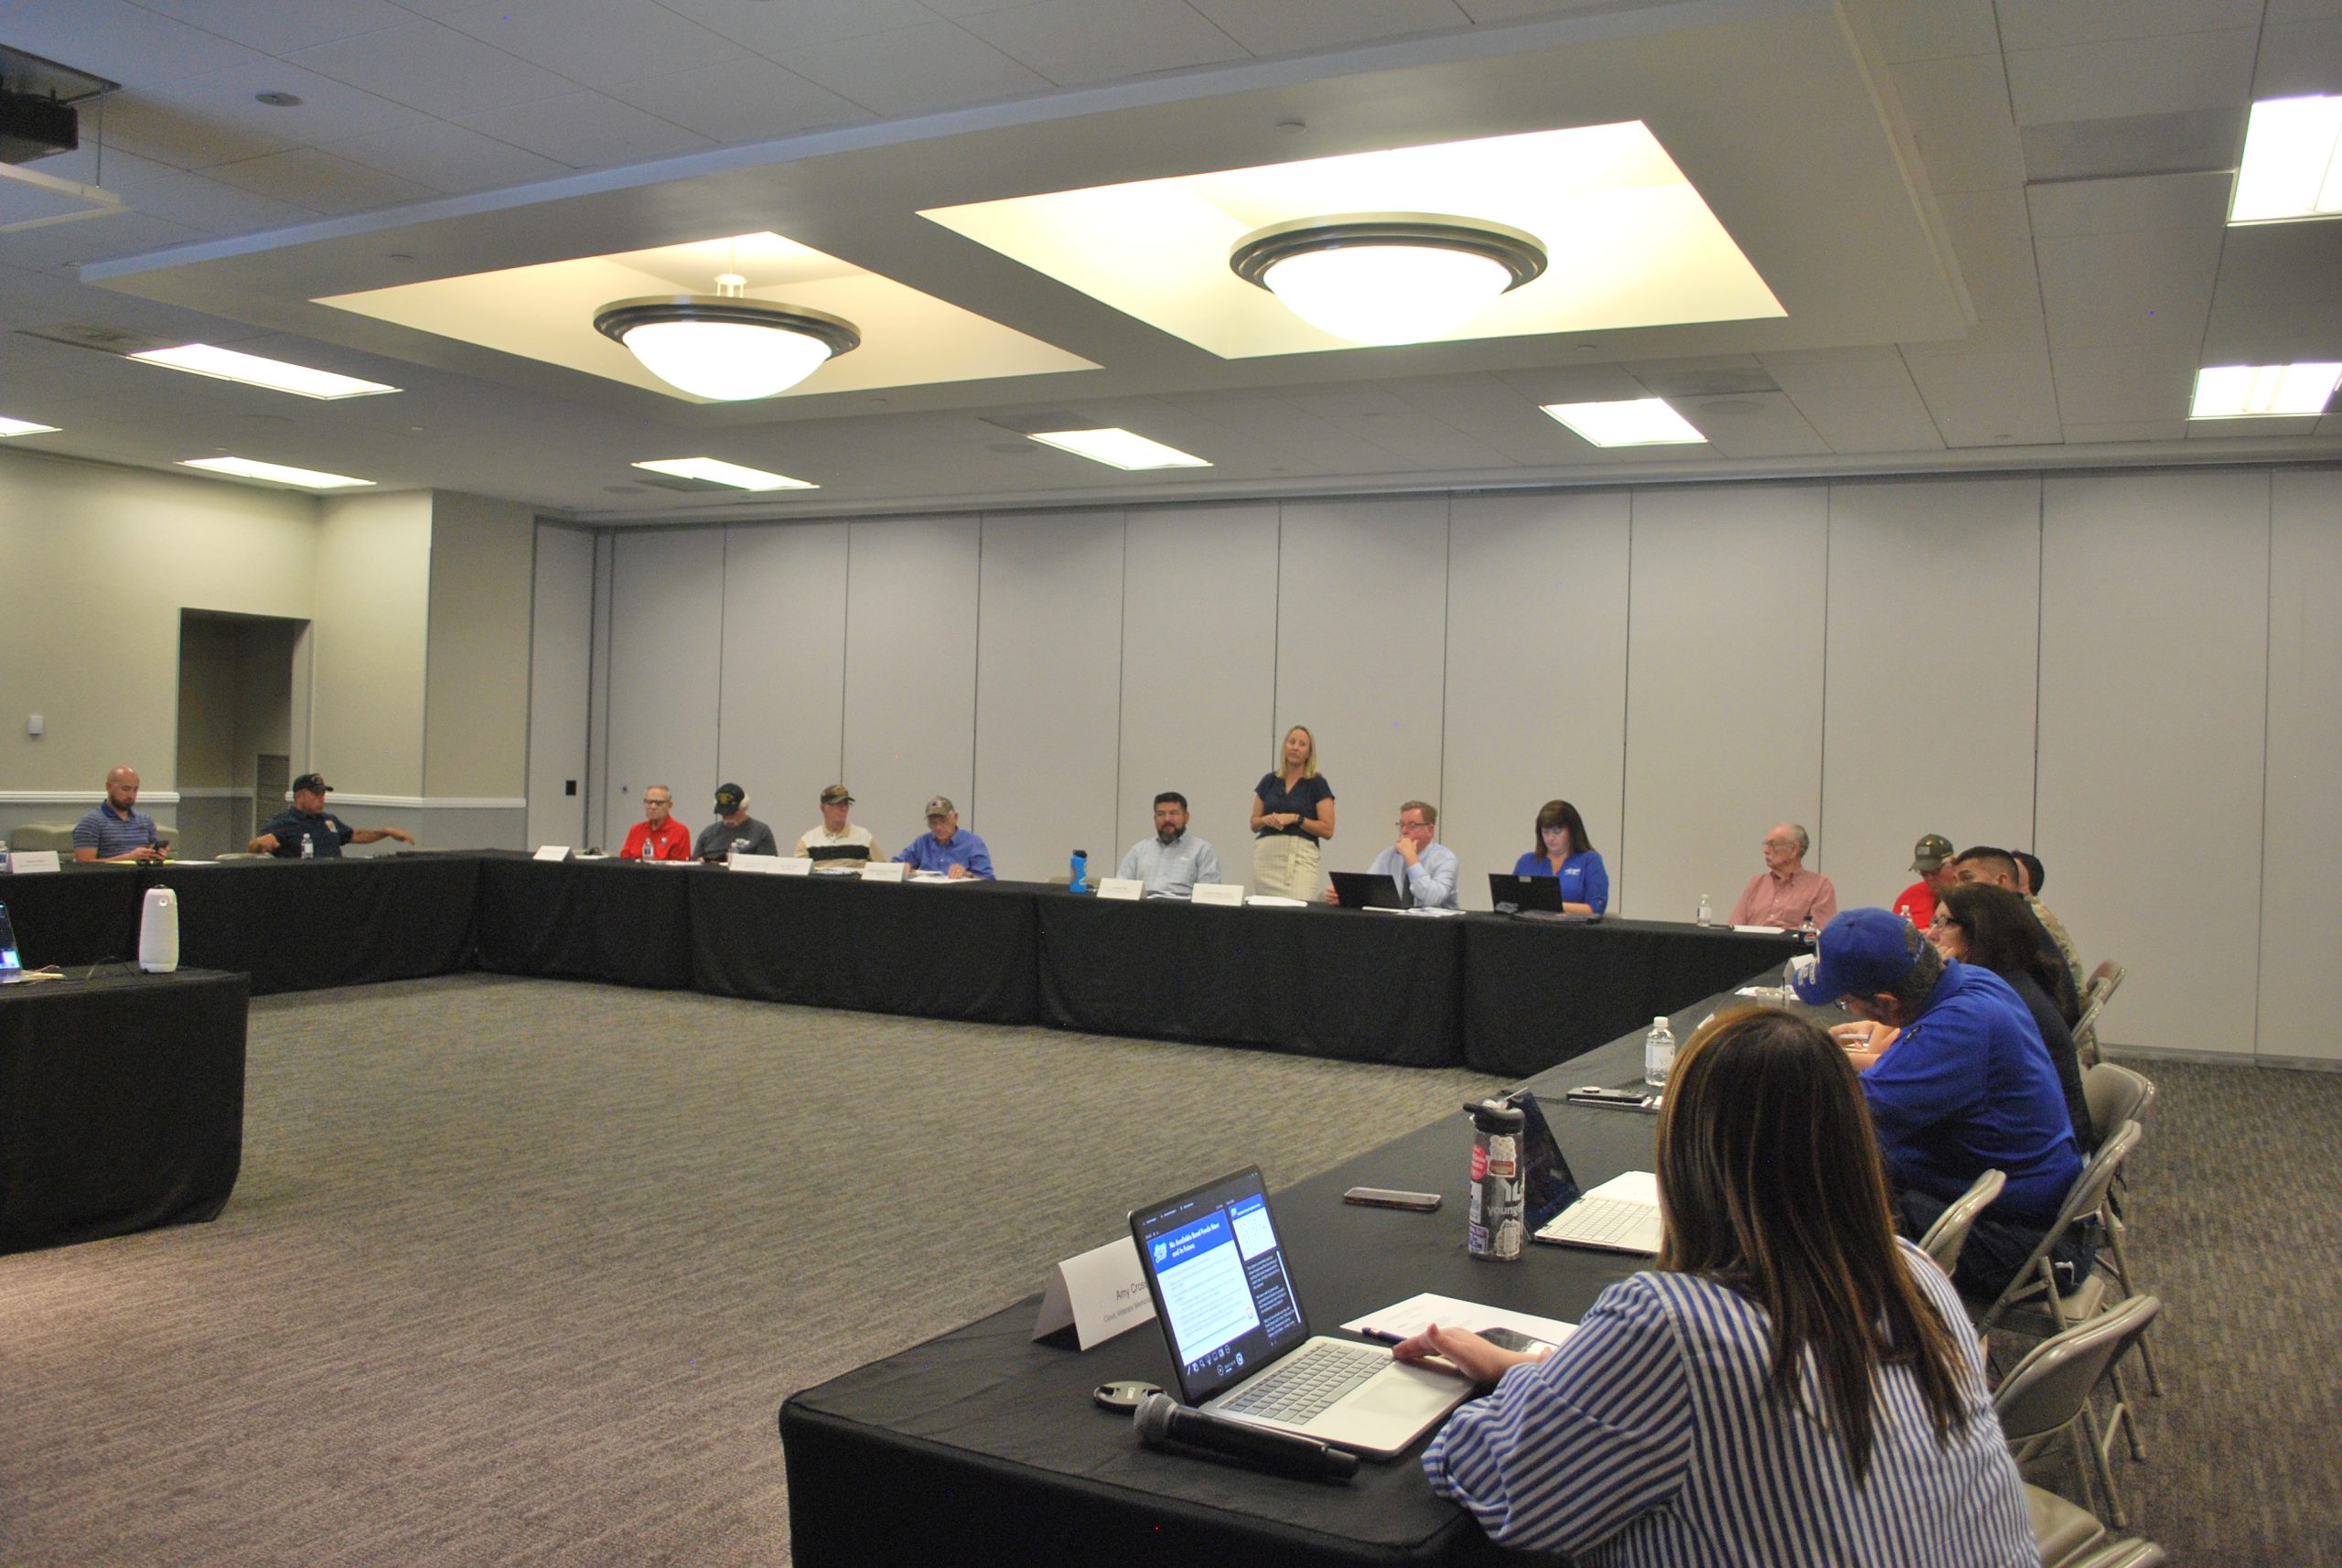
[
  {"x1": 1918, "y1": 1167, "x2": 2005, "y2": 1279},
  {"x1": 1994, "y1": 1294, "x2": 2162, "y2": 1529},
  {"x1": 2080, "y1": 1063, "x2": 2162, "y2": 1396}
]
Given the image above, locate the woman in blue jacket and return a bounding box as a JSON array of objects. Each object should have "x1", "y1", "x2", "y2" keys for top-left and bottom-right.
[{"x1": 1512, "y1": 799, "x2": 1608, "y2": 913}]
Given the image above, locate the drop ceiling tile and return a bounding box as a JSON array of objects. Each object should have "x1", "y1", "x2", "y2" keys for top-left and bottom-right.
[
  {"x1": 1154, "y1": 390, "x2": 1386, "y2": 474},
  {"x1": 1491, "y1": 365, "x2": 1649, "y2": 404},
  {"x1": 2025, "y1": 170, "x2": 2233, "y2": 236},
  {"x1": 652, "y1": 0, "x2": 948, "y2": 55},
  {"x1": 2, "y1": 0, "x2": 263, "y2": 86},
  {"x1": 786, "y1": 22, "x2": 1056, "y2": 116},
  {"x1": 438, "y1": 0, "x2": 739, "y2": 91},
  {"x1": 2211, "y1": 222, "x2": 2342, "y2": 309},
  {"x1": 600, "y1": 55, "x2": 872, "y2": 143},
  {"x1": 1680, "y1": 392, "x2": 1830, "y2": 459},
  {"x1": 1891, "y1": 55, "x2": 2026, "y2": 193},
  {"x1": 289, "y1": 20, "x2": 583, "y2": 119},
  {"x1": 2053, "y1": 368, "x2": 2195, "y2": 423},
  {"x1": 1456, "y1": 0, "x2": 1630, "y2": 18},
  {"x1": 2037, "y1": 228, "x2": 2221, "y2": 330},
  {"x1": 452, "y1": 91, "x2": 715, "y2": 169},
  {"x1": 2062, "y1": 419, "x2": 2188, "y2": 442},
  {"x1": 1920, "y1": 377, "x2": 2063, "y2": 446},
  {"x1": 323, "y1": 121, "x2": 574, "y2": 193},
  {"x1": 133, "y1": 0, "x2": 414, "y2": 51},
  {"x1": 2201, "y1": 304, "x2": 2342, "y2": 361},
  {"x1": 2046, "y1": 293, "x2": 2217, "y2": 351},
  {"x1": 1996, "y1": 0, "x2": 2262, "y2": 50},
  {"x1": 2004, "y1": 31, "x2": 2259, "y2": 126},
  {"x1": 202, "y1": 146, "x2": 438, "y2": 214},
  {"x1": 1901, "y1": 344, "x2": 2057, "y2": 389},
  {"x1": 1781, "y1": 382, "x2": 1945, "y2": 452},
  {"x1": 1184, "y1": 0, "x2": 1467, "y2": 55},
  {"x1": 113, "y1": 167, "x2": 327, "y2": 232},
  {"x1": 0, "y1": 210, "x2": 212, "y2": 272},
  {"x1": 1850, "y1": 0, "x2": 1999, "y2": 63},
  {"x1": 1758, "y1": 348, "x2": 1918, "y2": 392},
  {"x1": 2186, "y1": 414, "x2": 2323, "y2": 437},
  {"x1": 2052, "y1": 342, "x2": 2207, "y2": 380},
  {"x1": 99, "y1": 60, "x2": 435, "y2": 175},
  {"x1": 2269, "y1": 0, "x2": 2342, "y2": 20},
  {"x1": 958, "y1": 0, "x2": 1247, "y2": 87},
  {"x1": 2255, "y1": 19, "x2": 2342, "y2": 99}
]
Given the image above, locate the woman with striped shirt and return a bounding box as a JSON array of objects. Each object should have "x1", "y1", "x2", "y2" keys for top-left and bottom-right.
[{"x1": 1396, "y1": 1010, "x2": 2036, "y2": 1566}]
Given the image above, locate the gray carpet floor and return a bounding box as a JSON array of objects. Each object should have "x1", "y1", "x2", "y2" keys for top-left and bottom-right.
[{"x1": 0, "y1": 977, "x2": 2333, "y2": 1566}]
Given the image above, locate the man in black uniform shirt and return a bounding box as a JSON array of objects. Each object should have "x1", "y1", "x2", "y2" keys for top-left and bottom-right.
[{"x1": 249, "y1": 774, "x2": 417, "y2": 858}]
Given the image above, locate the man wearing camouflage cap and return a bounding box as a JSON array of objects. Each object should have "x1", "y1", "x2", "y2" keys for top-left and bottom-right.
[
  {"x1": 893, "y1": 796, "x2": 993, "y2": 879},
  {"x1": 1891, "y1": 832, "x2": 1958, "y2": 929}
]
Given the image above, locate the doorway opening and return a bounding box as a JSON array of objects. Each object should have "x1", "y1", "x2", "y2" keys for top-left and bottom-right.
[{"x1": 176, "y1": 611, "x2": 306, "y2": 858}]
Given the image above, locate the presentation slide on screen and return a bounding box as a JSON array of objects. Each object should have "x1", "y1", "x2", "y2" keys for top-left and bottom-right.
[{"x1": 1152, "y1": 1210, "x2": 1262, "y2": 1368}]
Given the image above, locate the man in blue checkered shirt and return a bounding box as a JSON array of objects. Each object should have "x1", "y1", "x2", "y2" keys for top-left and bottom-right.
[{"x1": 72, "y1": 767, "x2": 167, "y2": 864}]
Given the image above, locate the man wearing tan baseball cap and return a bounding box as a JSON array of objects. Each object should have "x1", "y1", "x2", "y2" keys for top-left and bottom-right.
[
  {"x1": 892, "y1": 796, "x2": 994, "y2": 879},
  {"x1": 1892, "y1": 833, "x2": 1957, "y2": 929},
  {"x1": 793, "y1": 784, "x2": 883, "y2": 869}
]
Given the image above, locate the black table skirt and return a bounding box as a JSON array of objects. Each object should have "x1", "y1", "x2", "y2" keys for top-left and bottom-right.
[
  {"x1": 777, "y1": 1004, "x2": 1709, "y2": 1568},
  {"x1": 1037, "y1": 897, "x2": 1465, "y2": 1069},
  {"x1": 1459, "y1": 917, "x2": 1806, "y2": 1078},
  {"x1": 1, "y1": 967, "x2": 248, "y2": 1255},
  {"x1": 0, "y1": 866, "x2": 146, "y2": 969},
  {"x1": 690, "y1": 874, "x2": 1038, "y2": 1023},
  {"x1": 166, "y1": 855, "x2": 481, "y2": 995},
  {"x1": 475, "y1": 854, "x2": 697, "y2": 989}
]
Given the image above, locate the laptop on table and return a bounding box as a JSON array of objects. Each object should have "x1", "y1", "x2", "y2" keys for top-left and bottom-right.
[
  {"x1": 1488, "y1": 874, "x2": 1601, "y2": 922},
  {"x1": 1327, "y1": 870, "x2": 1406, "y2": 910},
  {"x1": 1129, "y1": 1165, "x2": 1470, "y2": 1458}
]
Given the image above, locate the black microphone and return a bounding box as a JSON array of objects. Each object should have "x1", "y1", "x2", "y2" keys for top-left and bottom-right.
[{"x1": 1132, "y1": 1391, "x2": 1358, "y2": 1482}]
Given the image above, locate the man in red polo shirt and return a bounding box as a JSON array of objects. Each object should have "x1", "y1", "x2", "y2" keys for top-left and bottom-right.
[
  {"x1": 1892, "y1": 833, "x2": 1956, "y2": 929},
  {"x1": 619, "y1": 784, "x2": 692, "y2": 861}
]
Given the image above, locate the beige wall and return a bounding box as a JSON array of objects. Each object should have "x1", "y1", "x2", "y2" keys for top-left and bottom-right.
[
  {"x1": 0, "y1": 447, "x2": 316, "y2": 793},
  {"x1": 424, "y1": 491, "x2": 534, "y2": 799},
  {"x1": 310, "y1": 491, "x2": 432, "y2": 797}
]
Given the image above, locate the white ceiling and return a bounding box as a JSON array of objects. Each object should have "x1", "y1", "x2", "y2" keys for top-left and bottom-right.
[{"x1": 2, "y1": 0, "x2": 2337, "y2": 522}]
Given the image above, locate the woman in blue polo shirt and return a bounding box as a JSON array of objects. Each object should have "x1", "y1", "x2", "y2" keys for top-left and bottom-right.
[{"x1": 1511, "y1": 799, "x2": 1608, "y2": 914}]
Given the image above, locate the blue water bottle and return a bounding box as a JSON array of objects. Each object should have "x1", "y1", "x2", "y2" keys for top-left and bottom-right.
[{"x1": 1069, "y1": 849, "x2": 1090, "y2": 893}]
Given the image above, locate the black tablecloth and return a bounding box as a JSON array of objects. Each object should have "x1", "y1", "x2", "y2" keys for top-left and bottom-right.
[
  {"x1": 778, "y1": 987, "x2": 1738, "y2": 1568},
  {"x1": 0, "y1": 966, "x2": 248, "y2": 1255},
  {"x1": 1037, "y1": 897, "x2": 1466, "y2": 1068},
  {"x1": 1459, "y1": 917, "x2": 1806, "y2": 1077},
  {"x1": 475, "y1": 854, "x2": 697, "y2": 989},
  {"x1": 0, "y1": 865, "x2": 146, "y2": 968},
  {"x1": 165, "y1": 855, "x2": 481, "y2": 995},
  {"x1": 691, "y1": 874, "x2": 1039, "y2": 1023}
]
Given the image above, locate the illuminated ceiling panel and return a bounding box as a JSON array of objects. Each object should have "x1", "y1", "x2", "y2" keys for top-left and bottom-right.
[
  {"x1": 317, "y1": 231, "x2": 1097, "y2": 403},
  {"x1": 921, "y1": 124, "x2": 1784, "y2": 360}
]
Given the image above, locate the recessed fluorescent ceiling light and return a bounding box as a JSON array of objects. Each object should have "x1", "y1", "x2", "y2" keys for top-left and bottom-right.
[
  {"x1": 2189, "y1": 363, "x2": 2342, "y2": 418},
  {"x1": 1542, "y1": 398, "x2": 1706, "y2": 446},
  {"x1": 922, "y1": 124, "x2": 1781, "y2": 360},
  {"x1": 127, "y1": 344, "x2": 399, "y2": 399},
  {"x1": 632, "y1": 457, "x2": 816, "y2": 491},
  {"x1": 179, "y1": 456, "x2": 375, "y2": 489},
  {"x1": 2230, "y1": 95, "x2": 2342, "y2": 223},
  {"x1": 1027, "y1": 428, "x2": 1210, "y2": 469},
  {"x1": 0, "y1": 415, "x2": 61, "y2": 436}
]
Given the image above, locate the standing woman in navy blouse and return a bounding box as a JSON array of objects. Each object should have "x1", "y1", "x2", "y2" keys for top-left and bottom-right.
[
  {"x1": 1250, "y1": 725, "x2": 1336, "y2": 900},
  {"x1": 1396, "y1": 1009, "x2": 2035, "y2": 1566},
  {"x1": 1512, "y1": 799, "x2": 1608, "y2": 914}
]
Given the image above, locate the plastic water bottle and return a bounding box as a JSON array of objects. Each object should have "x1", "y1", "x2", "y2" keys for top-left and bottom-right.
[
  {"x1": 1799, "y1": 911, "x2": 1819, "y2": 943},
  {"x1": 1069, "y1": 849, "x2": 1090, "y2": 894},
  {"x1": 1696, "y1": 893, "x2": 1713, "y2": 927},
  {"x1": 299, "y1": 832, "x2": 314, "y2": 860},
  {"x1": 1643, "y1": 1015, "x2": 1676, "y2": 1089}
]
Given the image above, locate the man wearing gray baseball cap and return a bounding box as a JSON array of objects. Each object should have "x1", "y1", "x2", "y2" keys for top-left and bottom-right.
[
  {"x1": 893, "y1": 797, "x2": 993, "y2": 879},
  {"x1": 1795, "y1": 907, "x2": 2087, "y2": 1297},
  {"x1": 1891, "y1": 832, "x2": 1957, "y2": 929}
]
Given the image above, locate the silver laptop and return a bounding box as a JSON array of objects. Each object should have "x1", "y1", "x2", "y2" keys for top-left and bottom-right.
[
  {"x1": 1129, "y1": 1166, "x2": 1471, "y2": 1459},
  {"x1": 1533, "y1": 1170, "x2": 1665, "y2": 1255}
]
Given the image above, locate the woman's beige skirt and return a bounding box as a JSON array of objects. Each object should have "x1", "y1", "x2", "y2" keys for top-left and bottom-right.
[{"x1": 1252, "y1": 833, "x2": 1322, "y2": 901}]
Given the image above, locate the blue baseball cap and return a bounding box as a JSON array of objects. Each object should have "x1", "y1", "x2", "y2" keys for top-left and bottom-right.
[{"x1": 1793, "y1": 908, "x2": 1918, "y2": 1004}]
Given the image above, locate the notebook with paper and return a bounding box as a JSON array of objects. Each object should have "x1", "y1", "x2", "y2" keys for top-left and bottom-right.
[
  {"x1": 1129, "y1": 1165, "x2": 1471, "y2": 1458},
  {"x1": 1533, "y1": 1170, "x2": 1665, "y2": 1255}
]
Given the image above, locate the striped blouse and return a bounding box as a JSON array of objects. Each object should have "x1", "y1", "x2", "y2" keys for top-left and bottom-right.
[{"x1": 1422, "y1": 1242, "x2": 2035, "y2": 1566}]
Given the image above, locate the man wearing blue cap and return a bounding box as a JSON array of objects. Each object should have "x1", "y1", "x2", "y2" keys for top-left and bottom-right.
[{"x1": 1794, "y1": 907, "x2": 2086, "y2": 1297}]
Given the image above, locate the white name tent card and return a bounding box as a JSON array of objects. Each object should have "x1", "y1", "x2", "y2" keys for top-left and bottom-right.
[
  {"x1": 1033, "y1": 1235, "x2": 1156, "y2": 1349},
  {"x1": 860, "y1": 861, "x2": 907, "y2": 882},
  {"x1": 772, "y1": 856, "x2": 812, "y2": 875},
  {"x1": 729, "y1": 854, "x2": 789, "y2": 875},
  {"x1": 1096, "y1": 876, "x2": 1144, "y2": 901},
  {"x1": 8, "y1": 851, "x2": 60, "y2": 875},
  {"x1": 1189, "y1": 882, "x2": 1244, "y2": 907},
  {"x1": 532, "y1": 844, "x2": 572, "y2": 862}
]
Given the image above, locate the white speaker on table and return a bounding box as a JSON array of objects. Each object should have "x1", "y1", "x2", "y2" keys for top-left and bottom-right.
[{"x1": 139, "y1": 886, "x2": 180, "y2": 973}]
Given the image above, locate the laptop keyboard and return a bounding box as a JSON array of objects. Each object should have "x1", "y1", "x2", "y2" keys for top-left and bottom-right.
[
  {"x1": 1220, "y1": 1341, "x2": 1388, "y2": 1424},
  {"x1": 1541, "y1": 1195, "x2": 1650, "y2": 1246}
]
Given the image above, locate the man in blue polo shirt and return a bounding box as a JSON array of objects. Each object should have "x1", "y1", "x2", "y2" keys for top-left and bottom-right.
[
  {"x1": 1795, "y1": 907, "x2": 2087, "y2": 1297},
  {"x1": 249, "y1": 774, "x2": 416, "y2": 859},
  {"x1": 72, "y1": 767, "x2": 168, "y2": 863}
]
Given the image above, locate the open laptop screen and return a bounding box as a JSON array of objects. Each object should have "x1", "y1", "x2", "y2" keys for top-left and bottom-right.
[
  {"x1": 1132, "y1": 1167, "x2": 1309, "y2": 1405},
  {"x1": 0, "y1": 901, "x2": 20, "y2": 977}
]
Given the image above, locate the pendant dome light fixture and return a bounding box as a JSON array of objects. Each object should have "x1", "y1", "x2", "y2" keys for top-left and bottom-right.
[
  {"x1": 594, "y1": 272, "x2": 860, "y2": 401},
  {"x1": 1229, "y1": 213, "x2": 1548, "y2": 346}
]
